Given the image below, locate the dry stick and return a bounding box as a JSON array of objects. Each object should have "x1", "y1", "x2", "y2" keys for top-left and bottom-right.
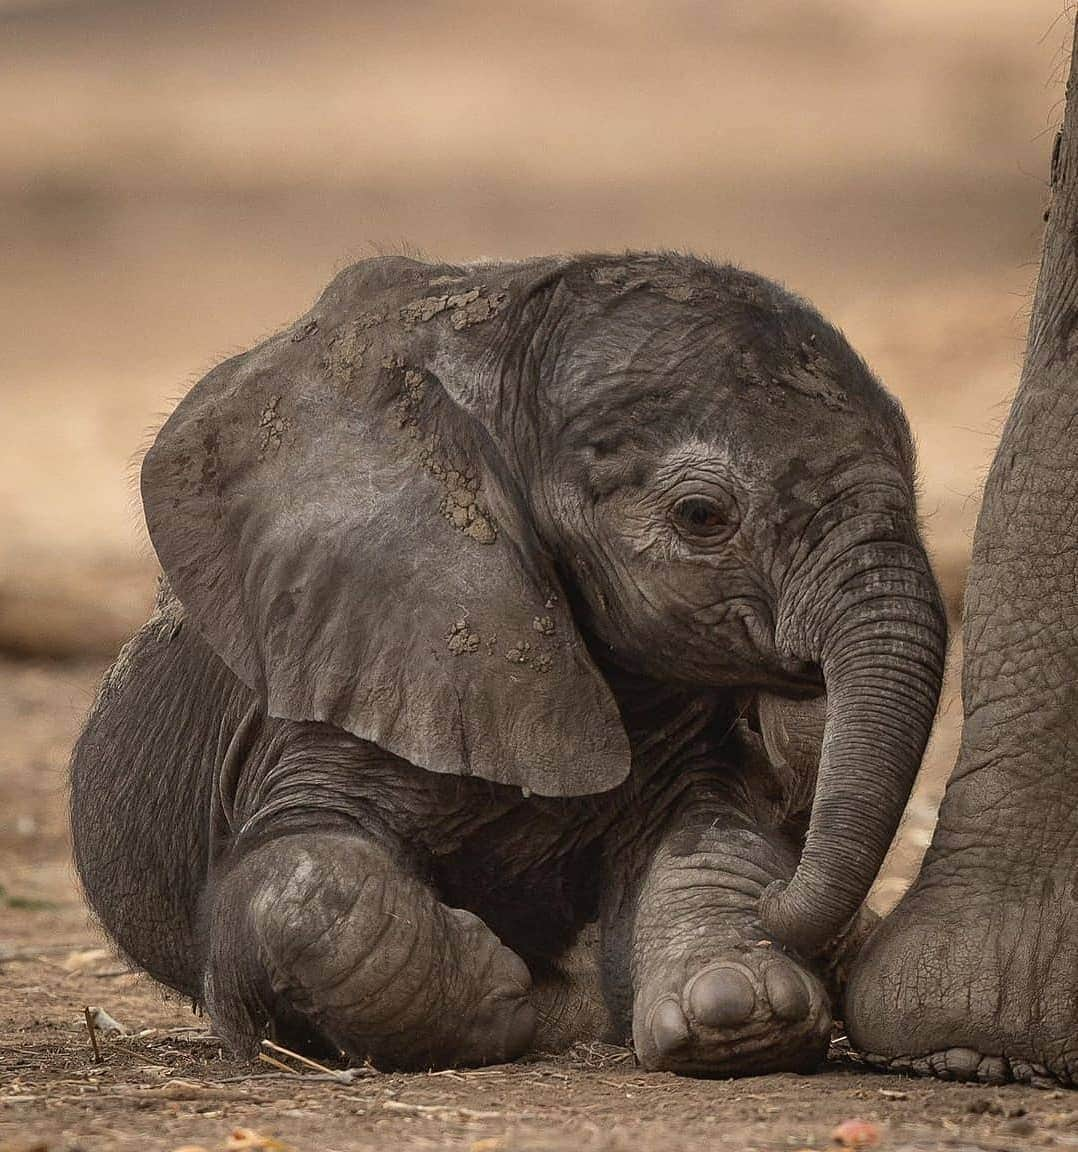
[
  {"x1": 258, "y1": 1038, "x2": 368, "y2": 1083},
  {"x1": 257, "y1": 1051, "x2": 300, "y2": 1076},
  {"x1": 83, "y1": 1006, "x2": 102, "y2": 1064},
  {"x1": 260, "y1": 1038, "x2": 337, "y2": 1076}
]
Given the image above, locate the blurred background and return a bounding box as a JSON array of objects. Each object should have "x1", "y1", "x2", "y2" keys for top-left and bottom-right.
[{"x1": 0, "y1": 0, "x2": 1072, "y2": 901}]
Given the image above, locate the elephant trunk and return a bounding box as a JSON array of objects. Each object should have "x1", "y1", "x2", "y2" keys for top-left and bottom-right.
[{"x1": 760, "y1": 543, "x2": 947, "y2": 955}]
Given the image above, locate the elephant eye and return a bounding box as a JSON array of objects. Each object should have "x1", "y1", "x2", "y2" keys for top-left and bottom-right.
[{"x1": 671, "y1": 494, "x2": 737, "y2": 542}]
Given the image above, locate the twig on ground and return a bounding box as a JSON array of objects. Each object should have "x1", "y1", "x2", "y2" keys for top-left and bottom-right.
[
  {"x1": 214, "y1": 1072, "x2": 318, "y2": 1085},
  {"x1": 257, "y1": 1050, "x2": 300, "y2": 1076},
  {"x1": 259, "y1": 1038, "x2": 375, "y2": 1083},
  {"x1": 83, "y1": 1005, "x2": 102, "y2": 1064}
]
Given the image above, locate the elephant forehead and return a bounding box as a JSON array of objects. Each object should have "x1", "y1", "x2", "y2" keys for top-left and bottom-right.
[
  {"x1": 548, "y1": 342, "x2": 885, "y2": 471},
  {"x1": 551, "y1": 302, "x2": 870, "y2": 422}
]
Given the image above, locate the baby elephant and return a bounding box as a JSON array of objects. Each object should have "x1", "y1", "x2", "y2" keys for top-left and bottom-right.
[{"x1": 72, "y1": 253, "x2": 946, "y2": 1076}]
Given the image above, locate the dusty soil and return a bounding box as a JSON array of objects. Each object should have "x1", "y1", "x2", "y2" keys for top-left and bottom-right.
[{"x1": 0, "y1": 656, "x2": 1062, "y2": 1152}]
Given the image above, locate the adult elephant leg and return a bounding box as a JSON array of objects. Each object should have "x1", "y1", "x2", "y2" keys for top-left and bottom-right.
[
  {"x1": 206, "y1": 831, "x2": 536, "y2": 1070},
  {"x1": 601, "y1": 773, "x2": 831, "y2": 1077},
  {"x1": 846, "y1": 18, "x2": 1078, "y2": 1087}
]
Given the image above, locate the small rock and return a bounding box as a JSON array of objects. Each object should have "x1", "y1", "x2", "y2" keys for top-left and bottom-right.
[{"x1": 831, "y1": 1119, "x2": 881, "y2": 1148}]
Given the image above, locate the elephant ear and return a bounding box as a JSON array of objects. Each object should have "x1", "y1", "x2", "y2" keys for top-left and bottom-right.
[{"x1": 141, "y1": 255, "x2": 630, "y2": 797}]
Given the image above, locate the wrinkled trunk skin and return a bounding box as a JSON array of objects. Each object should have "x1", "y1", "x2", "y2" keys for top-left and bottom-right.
[
  {"x1": 761, "y1": 550, "x2": 946, "y2": 956},
  {"x1": 845, "y1": 20, "x2": 1078, "y2": 1086}
]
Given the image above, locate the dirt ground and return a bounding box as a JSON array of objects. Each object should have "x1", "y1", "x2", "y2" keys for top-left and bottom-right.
[{"x1": 0, "y1": 655, "x2": 1053, "y2": 1152}]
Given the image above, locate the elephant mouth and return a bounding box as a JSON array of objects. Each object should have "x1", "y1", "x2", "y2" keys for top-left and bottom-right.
[
  {"x1": 751, "y1": 654, "x2": 824, "y2": 697},
  {"x1": 773, "y1": 656, "x2": 825, "y2": 693},
  {"x1": 727, "y1": 605, "x2": 824, "y2": 695}
]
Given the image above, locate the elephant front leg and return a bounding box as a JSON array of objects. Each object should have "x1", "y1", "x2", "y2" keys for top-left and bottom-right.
[
  {"x1": 204, "y1": 831, "x2": 535, "y2": 1070},
  {"x1": 603, "y1": 788, "x2": 832, "y2": 1076}
]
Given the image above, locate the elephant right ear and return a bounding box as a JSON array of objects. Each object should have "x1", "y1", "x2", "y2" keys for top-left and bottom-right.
[{"x1": 141, "y1": 255, "x2": 631, "y2": 797}]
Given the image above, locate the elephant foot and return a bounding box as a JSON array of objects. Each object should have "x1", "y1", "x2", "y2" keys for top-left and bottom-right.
[
  {"x1": 633, "y1": 944, "x2": 831, "y2": 1076},
  {"x1": 846, "y1": 773, "x2": 1078, "y2": 1088},
  {"x1": 207, "y1": 833, "x2": 536, "y2": 1070},
  {"x1": 855, "y1": 1048, "x2": 1056, "y2": 1088}
]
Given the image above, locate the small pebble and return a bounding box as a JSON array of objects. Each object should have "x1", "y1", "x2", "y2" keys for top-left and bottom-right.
[{"x1": 832, "y1": 1118, "x2": 882, "y2": 1148}]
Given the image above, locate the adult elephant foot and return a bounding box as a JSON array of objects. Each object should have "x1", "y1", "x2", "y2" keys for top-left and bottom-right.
[
  {"x1": 845, "y1": 12, "x2": 1078, "y2": 1086},
  {"x1": 845, "y1": 763, "x2": 1078, "y2": 1087}
]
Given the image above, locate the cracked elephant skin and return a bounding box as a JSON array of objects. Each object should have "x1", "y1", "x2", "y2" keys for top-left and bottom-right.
[
  {"x1": 70, "y1": 252, "x2": 946, "y2": 1075},
  {"x1": 844, "y1": 24, "x2": 1078, "y2": 1089}
]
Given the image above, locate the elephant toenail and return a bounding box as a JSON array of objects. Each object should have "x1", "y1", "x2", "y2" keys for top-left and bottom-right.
[
  {"x1": 650, "y1": 998, "x2": 691, "y2": 1054},
  {"x1": 977, "y1": 1055, "x2": 1009, "y2": 1085},
  {"x1": 763, "y1": 963, "x2": 811, "y2": 1021},
  {"x1": 687, "y1": 966, "x2": 756, "y2": 1028},
  {"x1": 942, "y1": 1047, "x2": 982, "y2": 1079}
]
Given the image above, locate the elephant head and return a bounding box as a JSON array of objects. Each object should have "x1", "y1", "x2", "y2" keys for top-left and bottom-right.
[{"x1": 141, "y1": 252, "x2": 947, "y2": 956}]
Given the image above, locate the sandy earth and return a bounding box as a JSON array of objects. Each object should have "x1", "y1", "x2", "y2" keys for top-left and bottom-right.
[{"x1": 4, "y1": 1, "x2": 1078, "y2": 1147}]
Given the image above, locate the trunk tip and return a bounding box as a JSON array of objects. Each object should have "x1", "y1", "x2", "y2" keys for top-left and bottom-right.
[{"x1": 759, "y1": 878, "x2": 853, "y2": 957}]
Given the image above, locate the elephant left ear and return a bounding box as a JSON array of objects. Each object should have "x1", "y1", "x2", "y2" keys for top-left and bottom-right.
[{"x1": 141, "y1": 256, "x2": 631, "y2": 797}]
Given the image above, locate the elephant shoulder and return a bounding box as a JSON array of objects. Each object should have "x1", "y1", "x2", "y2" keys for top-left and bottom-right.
[{"x1": 80, "y1": 575, "x2": 253, "y2": 776}]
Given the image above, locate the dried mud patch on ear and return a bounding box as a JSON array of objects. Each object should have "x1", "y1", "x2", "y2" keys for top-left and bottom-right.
[
  {"x1": 401, "y1": 294, "x2": 452, "y2": 325},
  {"x1": 445, "y1": 617, "x2": 480, "y2": 655},
  {"x1": 258, "y1": 395, "x2": 285, "y2": 459},
  {"x1": 388, "y1": 360, "x2": 498, "y2": 545},
  {"x1": 439, "y1": 467, "x2": 498, "y2": 544},
  {"x1": 394, "y1": 367, "x2": 427, "y2": 428},
  {"x1": 322, "y1": 308, "x2": 387, "y2": 386},
  {"x1": 450, "y1": 289, "x2": 509, "y2": 329},
  {"x1": 445, "y1": 612, "x2": 557, "y2": 671},
  {"x1": 506, "y1": 640, "x2": 532, "y2": 664},
  {"x1": 505, "y1": 635, "x2": 553, "y2": 672},
  {"x1": 399, "y1": 285, "x2": 509, "y2": 330}
]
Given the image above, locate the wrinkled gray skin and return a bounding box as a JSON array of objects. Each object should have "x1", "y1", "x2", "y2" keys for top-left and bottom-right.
[
  {"x1": 71, "y1": 253, "x2": 946, "y2": 1076},
  {"x1": 844, "y1": 24, "x2": 1078, "y2": 1088}
]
